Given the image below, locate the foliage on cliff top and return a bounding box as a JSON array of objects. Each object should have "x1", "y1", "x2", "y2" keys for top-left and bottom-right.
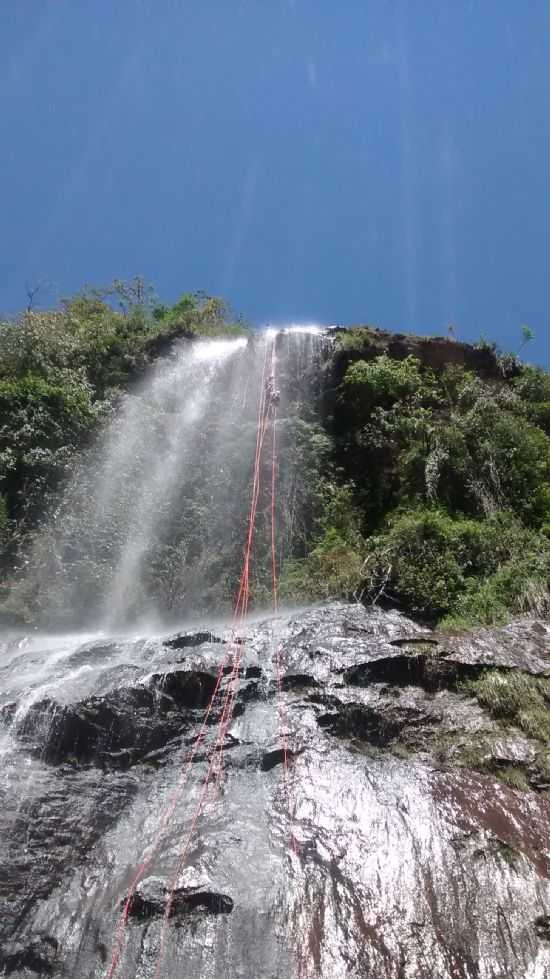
[
  {"x1": 0, "y1": 281, "x2": 247, "y2": 568},
  {"x1": 0, "y1": 292, "x2": 549, "y2": 630},
  {"x1": 281, "y1": 329, "x2": 550, "y2": 626}
]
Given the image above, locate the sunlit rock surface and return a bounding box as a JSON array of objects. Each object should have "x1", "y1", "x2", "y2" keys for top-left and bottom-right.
[{"x1": 1, "y1": 603, "x2": 549, "y2": 978}]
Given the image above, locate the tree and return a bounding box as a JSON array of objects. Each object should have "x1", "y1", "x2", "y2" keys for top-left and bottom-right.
[
  {"x1": 25, "y1": 279, "x2": 50, "y2": 313},
  {"x1": 517, "y1": 324, "x2": 535, "y2": 356}
]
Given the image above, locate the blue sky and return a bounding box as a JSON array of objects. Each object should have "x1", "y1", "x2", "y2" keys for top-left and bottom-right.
[{"x1": 1, "y1": 1, "x2": 549, "y2": 365}]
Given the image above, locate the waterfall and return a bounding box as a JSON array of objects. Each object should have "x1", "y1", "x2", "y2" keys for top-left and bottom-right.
[
  {"x1": 2, "y1": 327, "x2": 550, "y2": 979},
  {"x1": 20, "y1": 327, "x2": 326, "y2": 630},
  {"x1": 98, "y1": 338, "x2": 248, "y2": 630}
]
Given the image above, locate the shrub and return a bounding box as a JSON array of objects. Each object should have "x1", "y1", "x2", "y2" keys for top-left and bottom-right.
[
  {"x1": 363, "y1": 507, "x2": 550, "y2": 623},
  {"x1": 467, "y1": 671, "x2": 550, "y2": 746},
  {"x1": 279, "y1": 531, "x2": 364, "y2": 603},
  {"x1": 279, "y1": 481, "x2": 365, "y2": 603},
  {"x1": 343, "y1": 354, "x2": 435, "y2": 410},
  {"x1": 362, "y1": 508, "x2": 475, "y2": 617},
  {"x1": 513, "y1": 365, "x2": 550, "y2": 405}
]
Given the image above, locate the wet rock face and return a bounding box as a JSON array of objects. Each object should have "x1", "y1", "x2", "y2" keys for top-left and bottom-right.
[
  {"x1": 344, "y1": 650, "x2": 464, "y2": 690},
  {"x1": 442, "y1": 619, "x2": 550, "y2": 673},
  {"x1": 162, "y1": 630, "x2": 224, "y2": 650},
  {"x1": 1, "y1": 603, "x2": 550, "y2": 978},
  {"x1": 317, "y1": 699, "x2": 438, "y2": 747},
  {"x1": 14, "y1": 670, "x2": 219, "y2": 768},
  {"x1": 128, "y1": 875, "x2": 233, "y2": 920},
  {"x1": 260, "y1": 746, "x2": 297, "y2": 771},
  {"x1": 535, "y1": 914, "x2": 550, "y2": 942},
  {"x1": 0, "y1": 934, "x2": 59, "y2": 976}
]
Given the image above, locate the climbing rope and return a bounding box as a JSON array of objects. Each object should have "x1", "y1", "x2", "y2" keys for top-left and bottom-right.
[
  {"x1": 151, "y1": 335, "x2": 275, "y2": 979},
  {"x1": 106, "y1": 336, "x2": 272, "y2": 979},
  {"x1": 107, "y1": 331, "x2": 306, "y2": 979},
  {"x1": 268, "y1": 344, "x2": 298, "y2": 856},
  {"x1": 105, "y1": 650, "x2": 232, "y2": 979},
  {"x1": 269, "y1": 342, "x2": 309, "y2": 979}
]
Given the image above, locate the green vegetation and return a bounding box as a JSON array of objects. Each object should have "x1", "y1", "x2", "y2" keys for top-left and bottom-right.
[
  {"x1": 517, "y1": 324, "x2": 535, "y2": 357},
  {"x1": 344, "y1": 353, "x2": 432, "y2": 407},
  {"x1": 466, "y1": 670, "x2": 550, "y2": 745},
  {"x1": 279, "y1": 482, "x2": 365, "y2": 602},
  {"x1": 494, "y1": 766, "x2": 531, "y2": 792},
  {"x1": 0, "y1": 287, "x2": 548, "y2": 629},
  {"x1": 453, "y1": 739, "x2": 532, "y2": 791},
  {"x1": 362, "y1": 508, "x2": 550, "y2": 624},
  {"x1": 444, "y1": 670, "x2": 550, "y2": 792},
  {"x1": 0, "y1": 280, "x2": 248, "y2": 589},
  {"x1": 306, "y1": 328, "x2": 550, "y2": 626}
]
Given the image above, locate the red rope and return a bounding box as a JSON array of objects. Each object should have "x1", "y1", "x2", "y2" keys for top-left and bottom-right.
[
  {"x1": 268, "y1": 349, "x2": 298, "y2": 857},
  {"x1": 105, "y1": 651, "x2": 231, "y2": 979},
  {"x1": 151, "y1": 335, "x2": 273, "y2": 979},
  {"x1": 106, "y1": 336, "x2": 272, "y2": 979}
]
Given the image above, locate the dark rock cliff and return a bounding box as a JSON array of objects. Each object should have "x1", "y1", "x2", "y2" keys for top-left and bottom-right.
[
  {"x1": 328, "y1": 324, "x2": 507, "y2": 380},
  {"x1": 1, "y1": 603, "x2": 549, "y2": 977}
]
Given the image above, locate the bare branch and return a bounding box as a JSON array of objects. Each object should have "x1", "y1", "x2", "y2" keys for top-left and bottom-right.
[{"x1": 25, "y1": 279, "x2": 49, "y2": 313}]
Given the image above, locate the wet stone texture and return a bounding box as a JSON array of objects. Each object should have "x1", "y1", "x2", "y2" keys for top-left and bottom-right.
[{"x1": 0, "y1": 603, "x2": 550, "y2": 977}]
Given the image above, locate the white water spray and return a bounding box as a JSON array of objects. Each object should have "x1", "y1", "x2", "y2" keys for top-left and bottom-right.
[{"x1": 19, "y1": 329, "x2": 325, "y2": 629}]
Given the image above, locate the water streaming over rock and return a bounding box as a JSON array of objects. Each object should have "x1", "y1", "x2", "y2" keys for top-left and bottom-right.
[
  {"x1": 2, "y1": 329, "x2": 550, "y2": 979},
  {"x1": 18, "y1": 328, "x2": 325, "y2": 629}
]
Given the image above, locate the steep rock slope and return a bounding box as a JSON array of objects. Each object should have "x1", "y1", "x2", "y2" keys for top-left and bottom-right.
[{"x1": 1, "y1": 603, "x2": 549, "y2": 978}]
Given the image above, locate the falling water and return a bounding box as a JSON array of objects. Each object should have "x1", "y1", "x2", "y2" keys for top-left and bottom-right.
[
  {"x1": 2, "y1": 326, "x2": 550, "y2": 979},
  {"x1": 18, "y1": 327, "x2": 326, "y2": 630},
  {"x1": 98, "y1": 338, "x2": 248, "y2": 630}
]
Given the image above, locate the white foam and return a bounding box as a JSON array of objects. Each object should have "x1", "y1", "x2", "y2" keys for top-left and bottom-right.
[
  {"x1": 192, "y1": 337, "x2": 248, "y2": 361},
  {"x1": 281, "y1": 324, "x2": 323, "y2": 335}
]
